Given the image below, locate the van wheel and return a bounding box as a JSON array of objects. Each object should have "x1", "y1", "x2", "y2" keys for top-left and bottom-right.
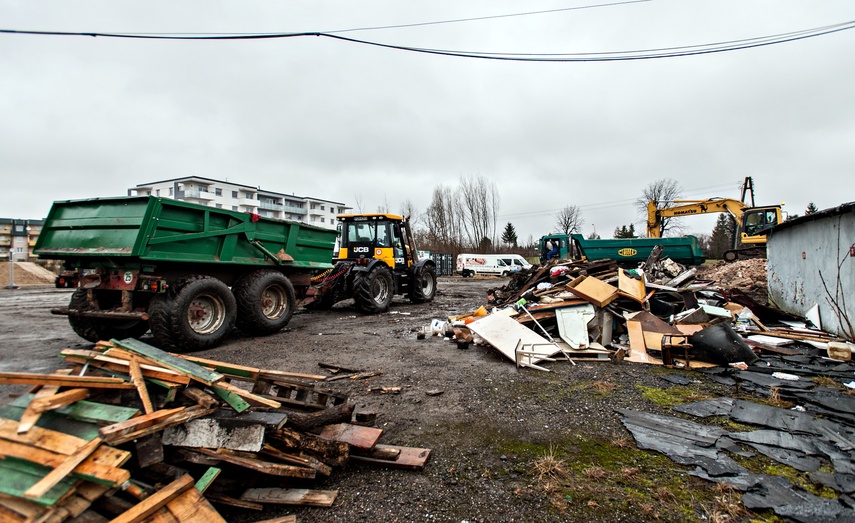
[
  {"x1": 233, "y1": 270, "x2": 296, "y2": 335},
  {"x1": 149, "y1": 276, "x2": 236, "y2": 352},
  {"x1": 409, "y1": 265, "x2": 437, "y2": 304},
  {"x1": 353, "y1": 266, "x2": 393, "y2": 313},
  {"x1": 501, "y1": 271, "x2": 509, "y2": 277}
]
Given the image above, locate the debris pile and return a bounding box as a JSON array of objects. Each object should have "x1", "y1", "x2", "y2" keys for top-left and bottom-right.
[
  {"x1": 434, "y1": 254, "x2": 855, "y2": 520},
  {"x1": 0, "y1": 338, "x2": 429, "y2": 522},
  {"x1": 434, "y1": 255, "x2": 851, "y2": 372}
]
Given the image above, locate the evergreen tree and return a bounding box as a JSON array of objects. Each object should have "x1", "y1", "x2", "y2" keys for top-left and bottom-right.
[
  {"x1": 501, "y1": 222, "x2": 518, "y2": 247},
  {"x1": 805, "y1": 202, "x2": 819, "y2": 215},
  {"x1": 613, "y1": 224, "x2": 637, "y2": 238},
  {"x1": 708, "y1": 214, "x2": 735, "y2": 259}
]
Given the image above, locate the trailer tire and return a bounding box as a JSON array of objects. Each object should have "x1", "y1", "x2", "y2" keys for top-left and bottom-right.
[
  {"x1": 409, "y1": 265, "x2": 437, "y2": 304},
  {"x1": 723, "y1": 250, "x2": 738, "y2": 263},
  {"x1": 233, "y1": 270, "x2": 296, "y2": 335},
  {"x1": 149, "y1": 276, "x2": 236, "y2": 352},
  {"x1": 67, "y1": 289, "x2": 150, "y2": 343},
  {"x1": 353, "y1": 265, "x2": 394, "y2": 313}
]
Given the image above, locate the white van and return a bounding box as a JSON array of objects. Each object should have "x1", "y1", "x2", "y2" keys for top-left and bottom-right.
[{"x1": 457, "y1": 254, "x2": 532, "y2": 277}]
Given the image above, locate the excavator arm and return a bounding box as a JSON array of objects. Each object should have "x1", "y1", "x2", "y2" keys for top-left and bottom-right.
[{"x1": 647, "y1": 198, "x2": 753, "y2": 238}]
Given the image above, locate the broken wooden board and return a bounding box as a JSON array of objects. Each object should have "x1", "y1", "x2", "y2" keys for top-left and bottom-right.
[
  {"x1": 618, "y1": 269, "x2": 647, "y2": 302},
  {"x1": 99, "y1": 405, "x2": 217, "y2": 446},
  {"x1": 350, "y1": 444, "x2": 431, "y2": 469},
  {"x1": 0, "y1": 372, "x2": 135, "y2": 390},
  {"x1": 109, "y1": 474, "x2": 195, "y2": 523},
  {"x1": 162, "y1": 418, "x2": 266, "y2": 452},
  {"x1": 566, "y1": 275, "x2": 618, "y2": 307},
  {"x1": 318, "y1": 423, "x2": 383, "y2": 450},
  {"x1": 192, "y1": 448, "x2": 316, "y2": 479},
  {"x1": 240, "y1": 488, "x2": 338, "y2": 507},
  {"x1": 159, "y1": 480, "x2": 228, "y2": 522},
  {"x1": 61, "y1": 349, "x2": 192, "y2": 385},
  {"x1": 111, "y1": 338, "x2": 224, "y2": 386},
  {"x1": 467, "y1": 312, "x2": 560, "y2": 365}
]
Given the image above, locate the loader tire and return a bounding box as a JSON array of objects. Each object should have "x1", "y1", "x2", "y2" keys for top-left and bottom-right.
[
  {"x1": 233, "y1": 270, "x2": 296, "y2": 335},
  {"x1": 67, "y1": 289, "x2": 150, "y2": 343},
  {"x1": 149, "y1": 276, "x2": 236, "y2": 352},
  {"x1": 353, "y1": 265, "x2": 394, "y2": 313},
  {"x1": 409, "y1": 265, "x2": 437, "y2": 304}
]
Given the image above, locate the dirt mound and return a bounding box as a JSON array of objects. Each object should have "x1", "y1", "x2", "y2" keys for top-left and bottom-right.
[
  {"x1": 697, "y1": 258, "x2": 767, "y2": 303},
  {"x1": 0, "y1": 262, "x2": 57, "y2": 286}
]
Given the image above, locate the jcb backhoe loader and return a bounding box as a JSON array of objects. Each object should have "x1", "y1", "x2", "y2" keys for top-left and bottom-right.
[{"x1": 309, "y1": 213, "x2": 437, "y2": 312}]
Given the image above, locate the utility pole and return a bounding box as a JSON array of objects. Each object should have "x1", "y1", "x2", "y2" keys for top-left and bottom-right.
[{"x1": 5, "y1": 251, "x2": 18, "y2": 289}]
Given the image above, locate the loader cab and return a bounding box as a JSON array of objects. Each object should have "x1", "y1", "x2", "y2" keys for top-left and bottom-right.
[
  {"x1": 740, "y1": 206, "x2": 782, "y2": 244},
  {"x1": 335, "y1": 214, "x2": 410, "y2": 270}
]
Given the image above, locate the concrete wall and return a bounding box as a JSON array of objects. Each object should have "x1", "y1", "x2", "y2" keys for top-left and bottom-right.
[{"x1": 767, "y1": 205, "x2": 854, "y2": 340}]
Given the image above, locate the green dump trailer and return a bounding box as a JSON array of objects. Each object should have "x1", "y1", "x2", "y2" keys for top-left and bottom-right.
[
  {"x1": 539, "y1": 233, "x2": 706, "y2": 266},
  {"x1": 34, "y1": 196, "x2": 337, "y2": 351}
]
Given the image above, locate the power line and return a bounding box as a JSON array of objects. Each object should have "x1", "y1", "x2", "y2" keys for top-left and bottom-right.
[{"x1": 2, "y1": 18, "x2": 853, "y2": 62}]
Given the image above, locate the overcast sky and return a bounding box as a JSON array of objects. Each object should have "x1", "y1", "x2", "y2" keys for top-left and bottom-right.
[{"x1": 2, "y1": 1, "x2": 853, "y2": 244}]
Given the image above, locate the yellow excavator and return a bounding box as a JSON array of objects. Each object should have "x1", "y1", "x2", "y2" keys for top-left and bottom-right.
[{"x1": 646, "y1": 178, "x2": 783, "y2": 262}]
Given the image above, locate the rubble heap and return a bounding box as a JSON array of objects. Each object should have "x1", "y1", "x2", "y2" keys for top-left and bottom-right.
[
  {"x1": 0, "y1": 338, "x2": 428, "y2": 522},
  {"x1": 435, "y1": 254, "x2": 855, "y2": 521}
]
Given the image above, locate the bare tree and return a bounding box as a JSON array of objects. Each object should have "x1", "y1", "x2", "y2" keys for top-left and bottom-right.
[
  {"x1": 635, "y1": 178, "x2": 684, "y2": 237},
  {"x1": 399, "y1": 198, "x2": 418, "y2": 221},
  {"x1": 422, "y1": 185, "x2": 461, "y2": 253},
  {"x1": 555, "y1": 205, "x2": 583, "y2": 236},
  {"x1": 457, "y1": 174, "x2": 500, "y2": 250},
  {"x1": 353, "y1": 194, "x2": 364, "y2": 214},
  {"x1": 376, "y1": 194, "x2": 392, "y2": 214}
]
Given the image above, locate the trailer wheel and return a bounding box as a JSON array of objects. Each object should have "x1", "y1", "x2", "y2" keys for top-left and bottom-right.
[
  {"x1": 723, "y1": 250, "x2": 738, "y2": 263},
  {"x1": 409, "y1": 265, "x2": 437, "y2": 304},
  {"x1": 149, "y1": 276, "x2": 236, "y2": 352},
  {"x1": 67, "y1": 289, "x2": 150, "y2": 343},
  {"x1": 353, "y1": 265, "x2": 394, "y2": 313},
  {"x1": 233, "y1": 270, "x2": 296, "y2": 335}
]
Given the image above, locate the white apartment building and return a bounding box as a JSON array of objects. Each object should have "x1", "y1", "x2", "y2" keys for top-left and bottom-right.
[{"x1": 128, "y1": 176, "x2": 351, "y2": 230}]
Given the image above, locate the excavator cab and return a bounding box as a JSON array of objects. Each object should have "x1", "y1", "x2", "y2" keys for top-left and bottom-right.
[{"x1": 740, "y1": 206, "x2": 782, "y2": 243}]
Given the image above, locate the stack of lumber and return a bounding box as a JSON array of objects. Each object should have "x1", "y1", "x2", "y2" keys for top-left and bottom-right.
[{"x1": 0, "y1": 338, "x2": 430, "y2": 522}]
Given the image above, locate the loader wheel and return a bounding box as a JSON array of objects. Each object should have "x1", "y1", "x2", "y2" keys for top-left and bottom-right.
[
  {"x1": 149, "y1": 276, "x2": 236, "y2": 352},
  {"x1": 409, "y1": 265, "x2": 437, "y2": 304},
  {"x1": 67, "y1": 289, "x2": 150, "y2": 343},
  {"x1": 353, "y1": 265, "x2": 394, "y2": 313},
  {"x1": 723, "y1": 250, "x2": 738, "y2": 263},
  {"x1": 233, "y1": 270, "x2": 296, "y2": 335}
]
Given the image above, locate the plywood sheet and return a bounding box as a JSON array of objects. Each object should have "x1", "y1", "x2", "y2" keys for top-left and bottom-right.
[
  {"x1": 566, "y1": 276, "x2": 618, "y2": 307},
  {"x1": 467, "y1": 313, "x2": 559, "y2": 364}
]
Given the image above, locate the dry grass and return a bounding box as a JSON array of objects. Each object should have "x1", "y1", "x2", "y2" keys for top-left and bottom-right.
[
  {"x1": 708, "y1": 483, "x2": 749, "y2": 522},
  {"x1": 611, "y1": 436, "x2": 634, "y2": 449},
  {"x1": 583, "y1": 466, "x2": 609, "y2": 481},
  {"x1": 533, "y1": 445, "x2": 568, "y2": 482},
  {"x1": 592, "y1": 380, "x2": 617, "y2": 394}
]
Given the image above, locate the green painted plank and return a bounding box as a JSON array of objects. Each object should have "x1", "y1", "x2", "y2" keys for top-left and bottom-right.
[
  {"x1": 212, "y1": 386, "x2": 251, "y2": 413},
  {"x1": 5, "y1": 394, "x2": 140, "y2": 425},
  {"x1": 0, "y1": 458, "x2": 78, "y2": 506},
  {"x1": 112, "y1": 338, "x2": 223, "y2": 385},
  {"x1": 195, "y1": 467, "x2": 222, "y2": 493},
  {"x1": 0, "y1": 405, "x2": 102, "y2": 441}
]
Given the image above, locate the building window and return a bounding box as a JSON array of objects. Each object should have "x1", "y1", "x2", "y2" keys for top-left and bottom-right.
[
  {"x1": 232, "y1": 191, "x2": 238, "y2": 198},
  {"x1": 321, "y1": 205, "x2": 325, "y2": 211},
  {"x1": 215, "y1": 188, "x2": 223, "y2": 196},
  {"x1": 215, "y1": 203, "x2": 222, "y2": 208},
  {"x1": 169, "y1": 187, "x2": 174, "y2": 196},
  {"x1": 15, "y1": 225, "x2": 23, "y2": 232},
  {"x1": 199, "y1": 184, "x2": 208, "y2": 192},
  {"x1": 320, "y1": 217, "x2": 325, "y2": 223},
  {"x1": 155, "y1": 189, "x2": 160, "y2": 196},
  {"x1": 232, "y1": 206, "x2": 238, "y2": 211}
]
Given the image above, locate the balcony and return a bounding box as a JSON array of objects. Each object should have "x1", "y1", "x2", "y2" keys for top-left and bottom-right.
[
  {"x1": 176, "y1": 190, "x2": 214, "y2": 201},
  {"x1": 258, "y1": 201, "x2": 284, "y2": 212}
]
